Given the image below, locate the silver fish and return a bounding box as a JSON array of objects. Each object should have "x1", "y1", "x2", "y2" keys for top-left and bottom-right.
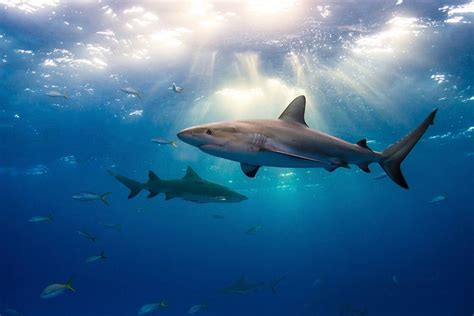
[
  {"x1": 72, "y1": 192, "x2": 111, "y2": 206},
  {"x1": 40, "y1": 277, "x2": 75, "y2": 299},
  {"x1": 151, "y1": 138, "x2": 177, "y2": 148},
  {"x1": 29, "y1": 213, "x2": 53, "y2": 223}
]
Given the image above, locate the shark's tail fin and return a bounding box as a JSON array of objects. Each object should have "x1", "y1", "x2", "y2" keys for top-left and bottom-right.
[
  {"x1": 380, "y1": 109, "x2": 437, "y2": 189},
  {"x1": 100, "y1": 192, "x2": 112, "y2": 206},
  {"x1": 100, "y1": 251, "x2": 107, "y2": 260},
  {"x1": 269, "y1": 273, "x2": 287, "y2": 294},
  {"x1": 65, "y1": 277, "x2": 75, "y2": 292},
  {"x1": 107, "y1": 170, "x2": 144, "y2": 199},
  {"x1": 47, "y1": 213, "x2": 54, "y2": 222}
]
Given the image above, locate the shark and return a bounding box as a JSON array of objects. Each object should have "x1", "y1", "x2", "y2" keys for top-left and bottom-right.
[
  {"x1": 220, "y1": 274, "x2": 286, "y2": 295},
  {"x1": 220, "y1": 276, "x2": 265, "y2": 295},
  {"x1": 108, "y1": 167, "x2": 247, "y2": 203},
  {"x1": 177, "y1": 95, "x2": 438, "y2": 189}
]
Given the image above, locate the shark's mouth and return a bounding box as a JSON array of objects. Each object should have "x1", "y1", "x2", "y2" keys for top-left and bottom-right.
[{"x1": 198, "y1": 144, "x2": 225, "y2": 151}]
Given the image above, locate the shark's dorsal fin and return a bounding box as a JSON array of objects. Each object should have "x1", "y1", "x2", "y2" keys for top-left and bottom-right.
[
  {"x1": 183, "y1": 166, "x2": 203, "y2": 181},
  {"x1": 241, "y1": 163, "x2": 260, "y2": 178},
  {"x1": 148, "y1": 170, "x2": 161, "y2": 182},
  {"x1": 278, "y1": 95, "x2": 308, "y2": 127},
  {"x1": 237, "y1": 275, "x2": 247, "y2": 285}
]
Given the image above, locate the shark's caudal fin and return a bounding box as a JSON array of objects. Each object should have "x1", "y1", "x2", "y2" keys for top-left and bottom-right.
[
  {"x1": 107, "y1": 170, "x2": 144, "y2": 199},
  {"x1": 65, "y1": 277, "x2": 75, "y2": 292},
  {"x1": 380, "y1": 109, "x2": 438, "y2": 189},
  {"x1": 100, "y1": 192, "x2": 112, "y2": 206},
  {"x1": 269, "y1": 273, "x2": 287, "y2": 294},
  {"x1": 100, "y1": 251, "x2": 107, "y2": 260}
]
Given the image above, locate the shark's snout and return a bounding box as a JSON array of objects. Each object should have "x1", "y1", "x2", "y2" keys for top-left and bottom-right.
[{"x1": 177, "y1": 128, "x2": 196, "y2": 145}]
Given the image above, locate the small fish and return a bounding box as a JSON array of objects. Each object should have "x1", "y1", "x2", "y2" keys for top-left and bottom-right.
[
  {"x1": 4, "y1": 308, "x2": 23, "y2": 316},
  {"x1": 101, "y1": 222, "x2": 122, "y2": 231},
  {"x1": 120, "y1": 87, "x2": 141, "y2": 99},
  {"x1": 29, "y1": 213, "x2": 53, "y2": 223},
  {"x1": 40, "y1": 277, "x2": 75, "y2": 299},
  {"x1": 212, "y1": 214, "x2": 224, "y2": 219},
  {"x1": 151, "y1": 138, "x2": 177, "y2": 148},
  {"x1": 188, "y1": 303, "x2": 207, "y2": 314},
  {"x1": 373, "y1": 172, "x2": 388, "y2": 180},
  {"x1": 85, "y1": 250, "x2": 107, "y2": 264},
  {"x1": 392, "y1": 275, "x2": 399, "y2": 286},
  {"x1": 72, "y1": 192, "x2": 111, "y2": 206},
  {"x1": 77, "y1": 230, "x2": 97, "y2": 242},
  {"x1": 170, "y1": 82, "x2": 183, "y2": 93},
  {"x1": 246, "y1": 224, "x2": 262, "y2": 235},
  {"x1": 138, "y1": 300, "x2": 168, "y2": 315},
  {"x1": 429, "y1": 195, "x2": 446, "y2": 203},
  {"x1": 45, "y1": 90, "x2": 68, "y2": 99},
  {"x1": 311, "y1": 278, "x2": 321, "y2": 288}
]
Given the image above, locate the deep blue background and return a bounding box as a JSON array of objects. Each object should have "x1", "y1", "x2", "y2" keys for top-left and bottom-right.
[{"x1": 1, "y1": 1, "x2": 473, "y2": 315}]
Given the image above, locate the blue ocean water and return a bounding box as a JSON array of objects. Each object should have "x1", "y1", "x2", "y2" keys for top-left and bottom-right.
[{"x1": 0, "y1": 1, "x2": 473, "y2": 315}]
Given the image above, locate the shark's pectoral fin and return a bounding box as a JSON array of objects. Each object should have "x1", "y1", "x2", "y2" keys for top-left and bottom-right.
[
  {"x1": 356, "y1": 139, "x2": 373, "y2": 151},
  {"x1": 262, "y1": 147, "x2": 332, "y2": 166},
  {"x1": 241, "y1": 163, "x2": 260, "y2": 178},
  {"x1": 357, "y1": 163, "x2": 371, "y2": 173}
]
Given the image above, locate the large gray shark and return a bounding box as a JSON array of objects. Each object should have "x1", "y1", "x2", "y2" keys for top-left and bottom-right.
[
  {"x1": 177, "y1": 96, "x2": 437, "y2": 189},
  {"x1": 108, "y1": 167, "x2": 247, "y2": 203}
]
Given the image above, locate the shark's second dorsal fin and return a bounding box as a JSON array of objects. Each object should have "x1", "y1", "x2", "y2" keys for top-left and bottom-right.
[
  {"x1": 356, "y1": 139, "x2": 372, "y2": 151},
  {"x1": 183, "y1": 166, "x2": 202, "y2": 181},
  {"x1": 278, "y1": 95, "x2": 308, "y2": 127}
]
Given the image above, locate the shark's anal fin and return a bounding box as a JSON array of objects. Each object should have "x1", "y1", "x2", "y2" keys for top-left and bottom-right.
[
  {"x1": 165, "y1": 193, "x2": 177, "y2": 200},
  {"x1": 241, "y1": 163, "x2": 260, "y2": 178},
  {"x1": 278, "y1": 95, "x2": 308, "y2": 127},
  {"x1": 358, "y1": 163, "x2": 371, "y2": 173},
  {"x1": 147, "y1": 192, "x2": 159, "y2": 198}
]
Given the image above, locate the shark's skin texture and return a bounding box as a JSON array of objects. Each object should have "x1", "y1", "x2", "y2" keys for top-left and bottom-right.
[
  {"x1": 178, "y1": 95, "x2": 437, "y2": 189},
  {"x1": 108, "y1": 167, "x2": 247, "y2": 204}
]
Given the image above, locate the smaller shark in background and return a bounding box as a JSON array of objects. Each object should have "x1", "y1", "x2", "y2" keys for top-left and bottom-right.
[
  {"x1": 120, "y1": 86, "x2": 141, "y2": 99},
  {"x1": 220, "y1": 274, "x2": 286, "y2": 295},
  {"x1": 220, "y1": 276, "x2": 265, "y2": 295},
  {"x1": 108, "y1": 167, "x2": 247, "y2": 204}
]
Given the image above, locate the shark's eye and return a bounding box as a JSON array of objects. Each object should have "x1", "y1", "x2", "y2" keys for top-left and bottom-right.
[{"x1": 206, "y1": 129, "x2": 212, "y2": 135}]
